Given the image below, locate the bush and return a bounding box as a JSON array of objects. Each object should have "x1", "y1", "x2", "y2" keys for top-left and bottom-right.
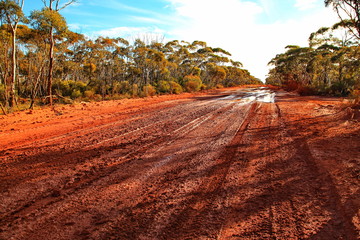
[
  {"x1": 93, "y1": 94, "x2": 102, "y2": 101},
  {"x1": 141, "y1": 85, "x2": 157, "y2": 97},
  {"x1": 283, "y1": 80, "x2": 299, "y2": 91},
  {"x1": 183, "y1": 75, "x2": 202, "y2": 92},
  {"x1": 215, "y1": 84, "x2": 224, "y2": 89},
  {"x1": 157, "y1": 80, "x2": 171, "y2": 93},
  {"x1": 53, "y1": 80, "x2": 87, "y2": 97},
  {"x1": 297, "y1": 85, "x2": 316, "y2": 96},
  {"x1": 169, "y1": 81, "x2": 183, "y2": 94},
  {"x1": 113, "y1": 81, "x2": 131, "y2": 95},
  {"x1": 132, "y1": 84, "x2": 139, "y2": 97},
  {"x1": 0, "y1": 84, "x2": 5, "y2": 103},
  {"x1": 350, "y1": 89, "x2": 360, "y2": 101},
  {"x1": 84, "y1": 90, "x2": 95, "y2": 99},
  {"x1": 330, "y1": 81, "x2": 353, "y2": 96},
  {"x1": 71, "y1": 89, "x2": 82, "y2": 99}
]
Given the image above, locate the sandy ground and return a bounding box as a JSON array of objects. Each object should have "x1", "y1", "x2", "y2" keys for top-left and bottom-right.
[{"x1": 0, "y1": 87, "x2": 359, "y2": 239}]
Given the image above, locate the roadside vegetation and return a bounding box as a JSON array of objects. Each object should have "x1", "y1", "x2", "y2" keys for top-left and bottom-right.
[
  {"x1": 0, "y1": 0, "x2": 260, "y2": 114},
  {"x1": 266, "y1": 0, "x2": 360, "y2": 99}
]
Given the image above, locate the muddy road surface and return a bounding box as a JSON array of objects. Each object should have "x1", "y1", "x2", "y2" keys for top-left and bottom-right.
[{"x1": 1, "y1": 87, "x2": 359, "y2": 239}]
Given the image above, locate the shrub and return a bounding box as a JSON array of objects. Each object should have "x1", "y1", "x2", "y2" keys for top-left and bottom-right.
[
  {"x1": 71, "y1": 89, "x2": 82, "y2": 99},
  {"x1": 350, "y1": 89, "x2": 360, "y2": 102},
  {"x1": 283, "y1": 80, "x2": 299, "y2": 91},
  {"x1": 53, "y1": 80, "x2": 87, "y2": 97},
  {"x1": 93, "y1": 94, "x2": 102, "y2": 101},
  {"x1": 200, "y1": 84, "x2": 207, "y2": 90},
  {"x1": 74, "y1": 81, "x2": 87, "y2": 93},
  {"x1": 169, "y1": 81, "x2": 183, "y2": 94},
  {"x1": 113, "y1": 81, "x2": 131, "y2": 95},
  {"x1": 53, "y1": 80, "x2": 71, "y2": 96},
  {"x1": 297, "y1": 85, "x2": 316, "y2": 96},
  {"x1": 141, "y1": 85, "x2": 157, "y2": 97},
  {"x1": 84, "y1": 90, "x2": 95, "y2": 99},
  {"x1": 183, "y1": 75, "x2": 202, "y2": 92},
  {"x1": 0, "y1": 84, "x2": 5, "y2": 103},
  {"x1": 330, "y1": 81, "x2": 353, "y2": 96},
  {"x1": 132, "y1": 84, "x2": 139, "y2": 97},
  {"x1": 157, "y1": 80, "x2": 171, "y2": 93}
]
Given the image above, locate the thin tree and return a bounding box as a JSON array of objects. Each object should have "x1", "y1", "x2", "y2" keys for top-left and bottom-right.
[
  {"x1": 0, "y1": 0, "x2": 26, "y2": 108},
  {"x1": 30, "y1": 0, "x2": 75, "y2": 106},
  {"x1": 325, "y1": 0, "x2": 360, "y2": 39}
]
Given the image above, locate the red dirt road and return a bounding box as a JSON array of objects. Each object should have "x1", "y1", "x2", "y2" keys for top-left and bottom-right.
[{"x1": 0, "y1": 87, "x2": 359, "y2": 239}]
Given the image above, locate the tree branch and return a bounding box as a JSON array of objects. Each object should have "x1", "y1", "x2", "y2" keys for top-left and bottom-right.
[{"x1": 57, "y1": 0, "x2": 76, "y2": 11}]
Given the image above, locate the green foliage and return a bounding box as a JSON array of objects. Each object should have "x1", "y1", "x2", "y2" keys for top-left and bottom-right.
[
  {"x1": 169, "y1": 81, "x2": 183, "y2": 94},
  {"x1": 157, "y1": 80, "x2": 184, "y2": 94},
  {"x1": 157, "y1": 80, "x2": 171, "y2": 93},
  {"x1": 53, "y1": 80, "x2": 86, "y2": 97},
  {"x1": 0, "y1": 0, "x2": 27, "y2": 25},
  {"x1": 71, "y1": 89, "x2": 81, "y2": 99},
  {"x1": 84, "y1": 90, "x2": 95, "y2": 99},
  {"x1": 112, "y1": 81, "x2": 131, "y2": 95},
  {"x1": 83, "y1": 63, "x2": 96, "y2": 74},
  {"x1": 0, "y1": 84, "x2": 5, "y2": 103},
  {"x1": 132, "y1": 84, "x2": 139, "y2": 97},
  {"x1": 330, "y1": 80, "x2": 354, "y2": 96},
  {"x1": 267, "y1": 22, "x2": 360, "y2": 96},
  {"x1": 183, "y1": 75, "x2": 202, "y2": 92},
  {"x1": 141, "y1": 85, "x2": 157, "y2": 97},
  {"x1": 30, "y1": 8, "x2": 67, "y2": 35},
  {"x1": 1, "y1": 9, "x2": 258, "y2": 108},
  {"x1": 325, "y1": 0, "x2": 360, "y2": 39}
]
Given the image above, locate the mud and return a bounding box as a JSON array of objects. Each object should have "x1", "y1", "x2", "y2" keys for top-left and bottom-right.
[{"x1": 0, "y1": 87, "x2": 359, "y2": 239}]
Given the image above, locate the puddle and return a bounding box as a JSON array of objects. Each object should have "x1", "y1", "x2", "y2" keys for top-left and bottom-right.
[{"x1": 220, "y1": 87, "x2": 276, "y2": 103}]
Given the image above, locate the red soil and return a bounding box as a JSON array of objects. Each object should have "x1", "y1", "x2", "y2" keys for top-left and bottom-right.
[{"x1": 0, "y1": 87, "x2": 359, "y2": 239}]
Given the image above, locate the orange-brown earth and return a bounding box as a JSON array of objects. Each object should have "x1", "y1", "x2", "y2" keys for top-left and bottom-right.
[{"x1": 0, "y1": 87, "x2": 359, "y2": 239}]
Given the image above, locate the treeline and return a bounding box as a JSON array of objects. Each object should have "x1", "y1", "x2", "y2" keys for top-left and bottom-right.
[
  {"x1": 266, "y1": 0, "x2": 360, "y2": 97},
  {"x1": 0, "y1": 1, "x2": 260, "y2": 111}
]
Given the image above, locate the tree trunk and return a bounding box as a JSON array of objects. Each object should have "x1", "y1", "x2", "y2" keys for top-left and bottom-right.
[
  {"x1": 47, "y1": 26, "x2": 54, "y2": 106},
  {"x1": 9, "y1": 25, "x2": 17, "y2": 108},
  {"x1": 30, "y1": 64, "x2": 44, "y2": 109}
]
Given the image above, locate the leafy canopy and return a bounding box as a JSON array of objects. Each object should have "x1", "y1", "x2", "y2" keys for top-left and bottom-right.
[{"x1": 30, "y1": 7, "x2": 67, "y2": 34}]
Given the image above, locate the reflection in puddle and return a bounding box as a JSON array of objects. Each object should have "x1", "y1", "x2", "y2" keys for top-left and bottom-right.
[{"x1": 220, "y1": 87, "x2": 276, "y2": 103}]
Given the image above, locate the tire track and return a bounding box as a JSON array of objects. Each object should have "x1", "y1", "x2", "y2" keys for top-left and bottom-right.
[{"x1": 0, "y1": 93, "x2": 245, "y2": 238}]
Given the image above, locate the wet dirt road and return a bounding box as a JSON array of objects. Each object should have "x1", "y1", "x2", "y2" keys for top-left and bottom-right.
[{"x1": 0, "y1": 87, "x2": 359, "y2": 239}]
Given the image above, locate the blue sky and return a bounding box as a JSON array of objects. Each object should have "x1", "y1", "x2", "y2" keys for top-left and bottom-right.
[{"x1": 23, "y1": 0, "x2": 339, "y2": 81}]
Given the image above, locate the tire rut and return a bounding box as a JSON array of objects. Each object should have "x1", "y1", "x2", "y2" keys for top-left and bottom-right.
[{"x1": 0, "y1": 93, "x2": 248, "y2": 239}]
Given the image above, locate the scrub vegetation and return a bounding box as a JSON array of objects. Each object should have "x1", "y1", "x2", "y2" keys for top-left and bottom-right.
[
  {"x1": 0, "y1": 0, "x2": 260, "y2": 113},
  {"x1": 266, "y1": 0, "x2": 360, "y2": 98}
]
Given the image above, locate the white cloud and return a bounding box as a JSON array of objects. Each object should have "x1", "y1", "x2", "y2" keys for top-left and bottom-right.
[
  {"x1": 91, "y1": 26, "x2": 166, "y2": 41},
  {"x1": 85, "y1": 0, "x2": 340, "y2": 81},
  {"x1": 165, "y1": 0, "x2": 339, "y2": 81},
  {"x1": 92, "y1": 27, "x2": 152, "y2": 38},
  {"x1": 68, "y1": 23, "x2": 82, "y2": 31},
  {"x1": 259, "y1": 0, "x2": 275, "y2": 15},
  {"x1": 294, "y1": 0, "x2": 318, "y2": 11}
]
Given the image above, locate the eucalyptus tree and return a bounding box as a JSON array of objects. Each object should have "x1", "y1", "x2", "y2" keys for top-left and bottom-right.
[
  {"x1": 16, "y1": 25, "x2": 49, "y2": 107},
  {"x1": 268, "y1": 45, "x2": 314, "y2": 87},
  {"x1": 0, "y1": 26, "x2": 11, "y2": 87},
  {"x1": 0, "y1": 0, "x2": 26, "y2": 107},
  {"x1": 56, "y1": 30, "x2": 85, "y2": 83},
  {"x1": 309, "y1": 23, "x2": 359, "y2": 92},
  {"x1": 325, "y1": 0, "x2": 360, "y2": 39},
  {"x1": 30, "y1": 0, "x2": 76, "y2": 106}
]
